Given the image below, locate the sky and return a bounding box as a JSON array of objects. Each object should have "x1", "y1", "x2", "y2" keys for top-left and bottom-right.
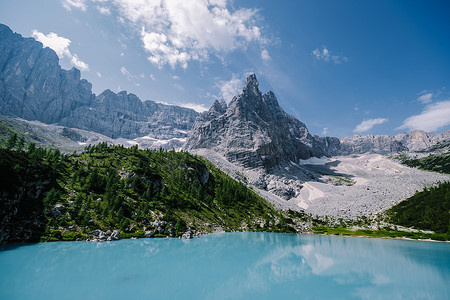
[{"x1": 1, "y1": 0, "x2": 449, "y2": 137}]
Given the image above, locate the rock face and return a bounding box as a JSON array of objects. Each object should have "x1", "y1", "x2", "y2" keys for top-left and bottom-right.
[
  {"x1": 325, "y1": 130, "x2": 450, "y2": 156},
  {"x1": 0, "y1": 24, "x2": 93, "y2": 124},
  {"x1": 59, "y1": 89, "x2": 198, "y2": 140},
  {"x1": 185, "y1": 74, "x2": 327, "y2": 169},
  {"x1": 0, "y1": 24, "x2": 198, "y2": 142},
  {"x1": 3, "y1": 23, "x2": 448, "y2": 154}
]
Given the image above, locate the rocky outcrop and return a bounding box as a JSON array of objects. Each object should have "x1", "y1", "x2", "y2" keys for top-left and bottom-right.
[
  {"x1": 0, "y1": 24, "x2": 93, "y2": 124},
  {"x1": 0, "y1": 149, "x2": 51, "y2": 244},
  {"x1": 185, "y1": 74, "x2": 327, "y2": 169},
  {"x1": 89, "y1": 229, "x2": 121, "y2": 241},
  {"x1": 59, "y1": 89, "x2": 198, "y2": 140},
  {"x1": 324, "y1": 130, "x2": 450, "y2": 156},
  {"x1": 0, "y1": 23, "x2": 198, "y2": 142}
]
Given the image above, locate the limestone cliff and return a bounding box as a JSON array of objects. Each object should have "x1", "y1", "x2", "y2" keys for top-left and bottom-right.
[{"x1": 185, "y1": 74, "x2": 327, "y2": 169}]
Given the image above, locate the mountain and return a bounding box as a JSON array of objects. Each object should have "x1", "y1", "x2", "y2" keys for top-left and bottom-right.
[
  {"x1": 185, "y1": 74, "x2": 327, "y2": 169},
  {"x1": 3, "y1": 23, "x2": 448, "y2": 153},
  {"x1": 0, "y1": 24, "x2": 198, "y2": 146},
  {"x1": 58, "y1": 89, "x2": 197, "y2": 140},
  {"x1": 0, "y1": 24, "x2": 93, "y2": 124},
  {"x1": 0, "y1": 115, "x2": 117, "y2": 153},
  {"x1": 184, "y1": 73, "x2": 450, "y2": 169},
  {"x1": 183, "y1": 74, "x2": 450, "y2": 212},
  {"x1": 327, "y1": 130, "x2": 450, "y2": 156}
]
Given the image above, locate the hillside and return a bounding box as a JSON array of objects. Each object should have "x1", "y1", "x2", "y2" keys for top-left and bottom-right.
[
  {"x1": 0, "y1": 143, "x2": 308, "y2": 244},
  {"x1": 387, "y1": 148, "x2": 450, "y2": 237},
  {"x1": 395, "y1": 151, "x2": 450, "y2": 174},
  {"x1": 388, "y1": 182, "x2": 450, "y2": 235}
]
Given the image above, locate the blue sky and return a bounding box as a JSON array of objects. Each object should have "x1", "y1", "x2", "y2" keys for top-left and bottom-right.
[{"x1": 1, "y1": 0, "x2": 449, "y2": 137}]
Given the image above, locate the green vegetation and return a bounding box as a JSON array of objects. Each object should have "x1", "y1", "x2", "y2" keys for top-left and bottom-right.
[
  {"x1": 1, "y1": 143, "x2": 302, "y2": 243},
  {"x1": 387, "y1": 182, "x2": 450, "y2": 236},
  {"x1": 330, "y1": 175, "x2": 355, "y2": 186},
  {"x1": 0, "y1": 121, "x2": 27, "y2": 151},
  {"x1": 396, "y1": 152, "x2": 450, "y2": 174},
  {"x1": 3, "y1": 132, "x2": 449, "y2": 243},
  {"x1": 416, "y1": 140, "x2": 450, "y2": 153},
  {"x1": 385, "y1": 148, "x2": 450, "y2": 240},
  {"x1": 312, "y1": 226, "x2": 450, "y2": 241}
]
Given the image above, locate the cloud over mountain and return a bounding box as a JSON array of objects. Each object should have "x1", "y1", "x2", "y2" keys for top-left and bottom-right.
[
  {"x1": 353, "y1": 118, "x2": 388, "y2": 133},
  {"x1": 63, "y1": 0, "x2": 266, "y2": 69},
  {"x1": 399, "y1": 101, "x2": 450, "y2": 132},
  {"x1": 32, "y1": 30, "x2": 89, "y2": 71}
]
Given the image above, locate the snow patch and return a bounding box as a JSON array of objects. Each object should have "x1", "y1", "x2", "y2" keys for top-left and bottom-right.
[
  {"x1": 297, "y1": 182, "x2": 326, "y2": 209},
  {"x1": 299, "y1": 157, "x2": 331, "y2": 165}
]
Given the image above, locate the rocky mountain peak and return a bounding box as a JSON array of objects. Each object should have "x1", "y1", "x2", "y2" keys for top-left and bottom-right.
[
  {"x1": 0, "y1": 23, "x2": 13, "y2": 39},
  {"x1": 243, "y1": 73, "x2": 259, "y2": 96},
  {"x1": 185, "y1": 74, "x2": 327, "y2": 169},
  {"x1": 210, "y1": 99, "x2": 227, "y2": 115},
  {"x1": 0, "y1": 23, "x2": 199, "y2": 145}
]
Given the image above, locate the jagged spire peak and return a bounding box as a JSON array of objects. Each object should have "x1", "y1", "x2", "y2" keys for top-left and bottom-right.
[{"x1": 244, "y1": 74, "x2": 259, "y2": 92}]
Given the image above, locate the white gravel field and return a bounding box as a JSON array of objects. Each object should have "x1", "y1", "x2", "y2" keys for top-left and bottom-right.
[{"x1": 193, "y1": 149, "x2": 450, "y2": 219}]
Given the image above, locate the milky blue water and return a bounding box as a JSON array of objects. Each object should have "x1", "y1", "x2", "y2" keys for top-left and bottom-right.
[{"x1": 1, "y1": 233, "x2": 449, "y2": 300}]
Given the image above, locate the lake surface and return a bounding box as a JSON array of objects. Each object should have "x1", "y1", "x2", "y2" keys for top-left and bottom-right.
[{"x1": 1, "y1": 232, "x2": 449, "y2": 299}]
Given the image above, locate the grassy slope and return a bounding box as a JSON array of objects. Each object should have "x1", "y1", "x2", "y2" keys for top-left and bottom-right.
[
  {"x1": 1, "y1": 143, "x2": 306, "y2": 243},
  {"x1": 389, "y1": 150, "x2": 450, "y2": 237},
  {"x1": 397, "y1": 152, "x2": 450, "y2": 174}
]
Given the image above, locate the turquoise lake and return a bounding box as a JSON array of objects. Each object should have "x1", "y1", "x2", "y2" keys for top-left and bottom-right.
[{"x1": 1, "y1": 232, "x2": 449, "y2": 299}]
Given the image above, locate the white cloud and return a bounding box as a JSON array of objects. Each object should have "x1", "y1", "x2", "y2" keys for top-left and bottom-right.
[
  {"x1": 32, "y1": 30, "x2": 89, "y2": 71},
  {"x1": 173, "y1": 84, "x2": 185, "y2": 92},
  {"x1": 177, "y1": 102, "x2": 208, "y2": 113},
  {"x1": 312, "y1": 46, "x2": 347, "y2": 64},
  {"x1": 172, "y1": 75, "x2": 180, "y2": 80},
  {"x1": 219, "y1": 75, "x2": 243, "y2": 102},
  {"x1": 398, "y1": 101, "x2": 450, "y2": 132},
  {"x1": 32, "y1": 30, "x2": 71, "y2": 58},
  {"x1": 96, "y1": 72, "x2": 102, "y2": 77},
  {"x1": 120, "y1": 66, "x2": 146, "y2": 82},
  {"x1": 62, "y1": 0, "x2": 87, "y2": 11},
  {"x1": 417, "y1": 92, "x2": 433, "y2": 104},
  {"x1": 353, "y1": 118, "x2": 388, "y2": 133},
  {"x1": 96, "y1": 6, "x2": 111, "y2": 15},
  {"x1": 120, "y1": 66, "x2": 133, "y2": 80},
  {"x1": 71, "y1": 54, "x2": 89, "y2": 71},
  {"x1": 156, "y1": 100, "x2": 208, "y2": 112},
  {"x1": 322, "y1": 127, "x2": 328, "y2": 136},
  {"x1": 85, "y1": 0, "x2": 266, "y2": 69},
  {"x1": 261, "y1": 49, "x2": 270, "y2": 61}
]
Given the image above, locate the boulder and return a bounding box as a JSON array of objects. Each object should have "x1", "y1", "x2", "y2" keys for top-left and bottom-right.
[
  {"x1": 144, "y1": 231, "x2": 155, "y2": 238},
  {"x1": 89, "y1": 229, "x2": 103, "y2": 236},
  {"x1": 110, "y1": 230, "x2": 120, "y2": 240},
  {"x1": 182, "y1": 229, "x2": 193, "y2": 239}
]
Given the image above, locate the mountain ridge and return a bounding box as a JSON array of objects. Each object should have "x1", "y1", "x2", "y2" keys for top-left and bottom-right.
[
  {"x1": 328, "y1": 130, "x2": 450, "y2": 156},
  {"x1": 1, "y1": 23, "x2": 449, "y2": 155},
  {"x1": 185, "y1": 74, "x2": 327, "y2": 169},
  {"x1": 0, "y1": 23, "x2": 198, "y2": 147}
]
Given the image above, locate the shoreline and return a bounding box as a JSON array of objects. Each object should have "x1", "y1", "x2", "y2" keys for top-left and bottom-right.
[{"x1": 2, "y1": 228, "x2": 449, "y2": 249}]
